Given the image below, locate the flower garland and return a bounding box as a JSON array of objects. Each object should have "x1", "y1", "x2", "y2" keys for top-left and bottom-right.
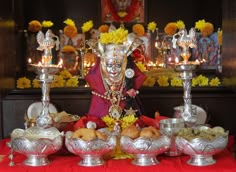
[
  {"x1": 106, "y1": 0, "x2": 139, "y2": 23},
  {"x1": 141, "y1": 74, "x2": 221, "y2": 87},
  {"x1": 16, "y1": 69, "x2": 79, "y2": 89}
]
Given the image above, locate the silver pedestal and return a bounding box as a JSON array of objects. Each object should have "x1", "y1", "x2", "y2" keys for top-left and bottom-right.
[
  {"x1": 175, "y1": 63, "x2": 197, "y2": 126},
  {"x1": 31, "y1": 64, "x2": 60, "y2": 128}
]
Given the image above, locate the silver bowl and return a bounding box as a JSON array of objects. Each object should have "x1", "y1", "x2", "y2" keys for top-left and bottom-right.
[
  {"x1": 120, "y1": 135, "x2": 171, "y2": 166},
  {"x1": 10, "y1": 126, "x2": 63, "y2": 166},
  {"x1": 175, "y1": 131, "x2": 228, "y2": 166},
  {"x1": 65, "y1": 131, "x2": 116, "y2": 166}
]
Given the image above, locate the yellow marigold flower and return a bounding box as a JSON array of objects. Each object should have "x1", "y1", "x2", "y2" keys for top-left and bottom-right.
[
  {"x1": 42, "y1": 20, "x2": 53, "y2": 28},
  {"x1": 157, "y1": 76, "x2": 169, "y2": 87},
  {"x1": 135, "y1": 62, "x2": 146, "y2": 72},
  {"x1": 32, "y1": 79, "x2": 41, "y2": 88},
  {"x1": 170, "y1": 77, "x2": 182, "y2": 87},
  {"x1": 17, "y1": 77, "x2": 31, "y2": 89},
  {"x1": 98, "y1": 24, "x2": 109, "y2": 33},
  {"x1": 59, "y1": 69, "x2": 72, "y2": 79},
  {"x1": 64, "y1": 25, "x2": 78, "y2": 38},
  {"x1": 62, "y1": 45, "x2": 76, "y2": 53},
  {"x1": 65, "y1": 77, "x2": 79, "y2": 87},
  {"x1": 99, "y1": 27, "x2": 128, "y2": 44},
  {"x1": 209, "y1": 77, "x2": 221, "y2": 86},
  {"x1": 176, "y1": 20, "x2": 185, "y2": 29},
  {"x1": 28, "y1": 20, "x2": 42, "y2": 32},
  {"x1": 132, "y1": 23, "x2": 145, "y2": 36},
  {"x1": 197, "y1": 75, "x2": 209, "y2": 86},
  {"x1": 143, "y1": 76, "x2": 156, "y2": 87},
  {"x1": 147, "y1": 21, "x2": 157, "y2": 33},
  {"x1": 195, "y1": 19, "x2": 206, "y2": 31},
  {"x1": 192, "y1": 77, "x2": 199, "y2": 87},
  {"x1": 201, "y1": 22, "x2": 214, "y2": 37},
  {"x1": 164, "y1": 22, "x2": 178, "y2": 36},
  {"x1": 217, "y1": 29, "x2": 223, "y2": 46},
  {"x1": 51, "y1": 75, "x2": 65, "y2": 88},
  {"x1": 101, "y1": 115, "x2": 116, "y2": 131},
  {"x1": 118, "y1": 11, "x2": 128, "y2": 17},
  {"x1": 64, "y1": 18, "x2": 75, "y2": 26},
  {"x1": 120, "y1": 114, "x2": 138, "y2": 129},
  {"x1": 81, "y1": 20, "x2": 93, "y2": 33}
]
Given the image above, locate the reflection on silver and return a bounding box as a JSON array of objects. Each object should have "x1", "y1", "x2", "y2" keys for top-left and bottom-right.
[
  {"x1": 175, "y1": 63, "x2": 198, "y2": 126},
  {"x1": 175, "y1": 132, "x2": 228, "y2": 166},
  {"x1": 30, "y1": 29, "x2": 61, "y2": 128},
  {"x1": 172, "y1": 28, "x2": 198, "y2": 126},
  {"x1": 120, "y1": 135, "x2": 171, "y2": 166},
  {"x1": 65, "y1": 131, "x2": 116, "y2": 166},
  {"x1": 160, "y1": 118, "x2": 185, "y2": 156},
  {"x1": 10, "y1": 126, "x2": 63, "y2": 166}
]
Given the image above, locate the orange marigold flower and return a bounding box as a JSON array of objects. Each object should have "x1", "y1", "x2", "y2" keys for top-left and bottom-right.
[
  {"x1": 164, "y1": 22, "x2": 177, "y2": 36},
  {"x1": 64, "y1": 25, "x2": 78, "y2": 38},
  {"x1": 28, "y1": 20, "x2": 42, "y2": 33},
  {"x1": 132, "y1": 24, "x2": 145, "y2": 37},
  {"x1": 62, "y1": 45, "x2": 76, "y2": 53},
  {"x1": 98, "y1": 24, "x2": 109, "y2": 33},
  {"x1": 201, "y1": 22, "x2": 214, "y2": 37}
]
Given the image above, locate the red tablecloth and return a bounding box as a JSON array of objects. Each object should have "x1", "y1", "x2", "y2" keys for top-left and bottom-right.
[{"x1": 0, "y1": 138, "x2": 236, "y2": 172}]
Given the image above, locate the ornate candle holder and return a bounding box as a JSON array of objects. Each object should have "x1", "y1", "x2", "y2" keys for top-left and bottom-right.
[
  {"x1": 172, "y1": 28, "x2": 199, "y2": 126},
  {"x1": 30, "y1": 29, "x2": 61, "y2": 128},
  {"x1": 155, "y1": 29, "x2": 171, "y2": 68}
]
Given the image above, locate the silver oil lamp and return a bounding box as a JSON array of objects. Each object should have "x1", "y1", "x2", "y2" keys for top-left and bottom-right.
[
  {"x1": 172, "y1": 28, "x2": 199, "y2": 126},
  {"x1": 8, "y1": 30, "x2": 63, "y2": 167},
  {"x1": 30, "y1": 29, "x2": 62, "y2": 128}
]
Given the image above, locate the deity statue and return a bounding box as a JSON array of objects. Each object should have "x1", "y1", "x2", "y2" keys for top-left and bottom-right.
[{"x1": 85, "y1": 28, "x2": 147, "y2": 119}]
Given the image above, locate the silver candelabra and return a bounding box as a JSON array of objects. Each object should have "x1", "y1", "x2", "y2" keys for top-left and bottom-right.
[
  {"x1": 172, "y1": 28, "x2": 199, "y2": 126},
  {"x1": 30, "y1": 29, "x2": 61, "y2": 128}
]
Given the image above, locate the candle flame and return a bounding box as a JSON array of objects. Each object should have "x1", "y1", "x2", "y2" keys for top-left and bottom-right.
[
  {"x1": 28, "y1": 58, "x2": 32, "y2": 64},
  {"x1": 57, "y1": 59, "x2": 63, "y2": 67},
  {"x1": 175, "y1": 57, "x2": 179, "y2": 63}
]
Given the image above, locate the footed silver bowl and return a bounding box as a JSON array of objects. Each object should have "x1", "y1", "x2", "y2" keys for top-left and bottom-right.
[
  {"x1": 175, "y1": 131, "x2": 228, "y2": 166},
  {"x1": 10, "y1": 126, "x2": 63, "y2": 166},
  {"x1": 65, "y1": 131, "x2": 116, "y2": 166},
  {"x1": 120, "y1": 135, "x2": 171, "y2": 166}
]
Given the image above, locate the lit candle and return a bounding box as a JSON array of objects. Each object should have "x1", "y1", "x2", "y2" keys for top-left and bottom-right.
[
  {"x1": 175, "y1": 57, "x2": 179, "y2": 64},
  {"x1": 28, "y1": 58, "x2": 32, "y2": 64},
  {"x1": 57, "y1": 59, "x2": 63, "y2": 67}
]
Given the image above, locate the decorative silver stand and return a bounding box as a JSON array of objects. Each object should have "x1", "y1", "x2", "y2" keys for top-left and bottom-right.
[
  {"x1": 172, "y1": 28, "x2": 199, "y2": 126},
  {"x1": 175, "y1": 63, "x2": 197, "y2": 125},
  {"x1": 30, "y1": 29, "x2": 61, "y2": 128},
  {"x1": 155, "y1": 29, "x2": 170, "y2": 68}
]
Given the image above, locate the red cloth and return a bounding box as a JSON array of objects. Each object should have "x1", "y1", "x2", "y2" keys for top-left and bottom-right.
[
  {"x1": 85, "y1": 58, "x2": 147, "y2": 118},
  {"x1": 0, "y1": 138, "x2": 236, "y2": 172}
]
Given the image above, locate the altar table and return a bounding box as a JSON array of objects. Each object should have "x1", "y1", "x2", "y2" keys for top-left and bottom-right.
[{"x1": 0, "y1": 138, "x2": 236, "y2": 172}]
